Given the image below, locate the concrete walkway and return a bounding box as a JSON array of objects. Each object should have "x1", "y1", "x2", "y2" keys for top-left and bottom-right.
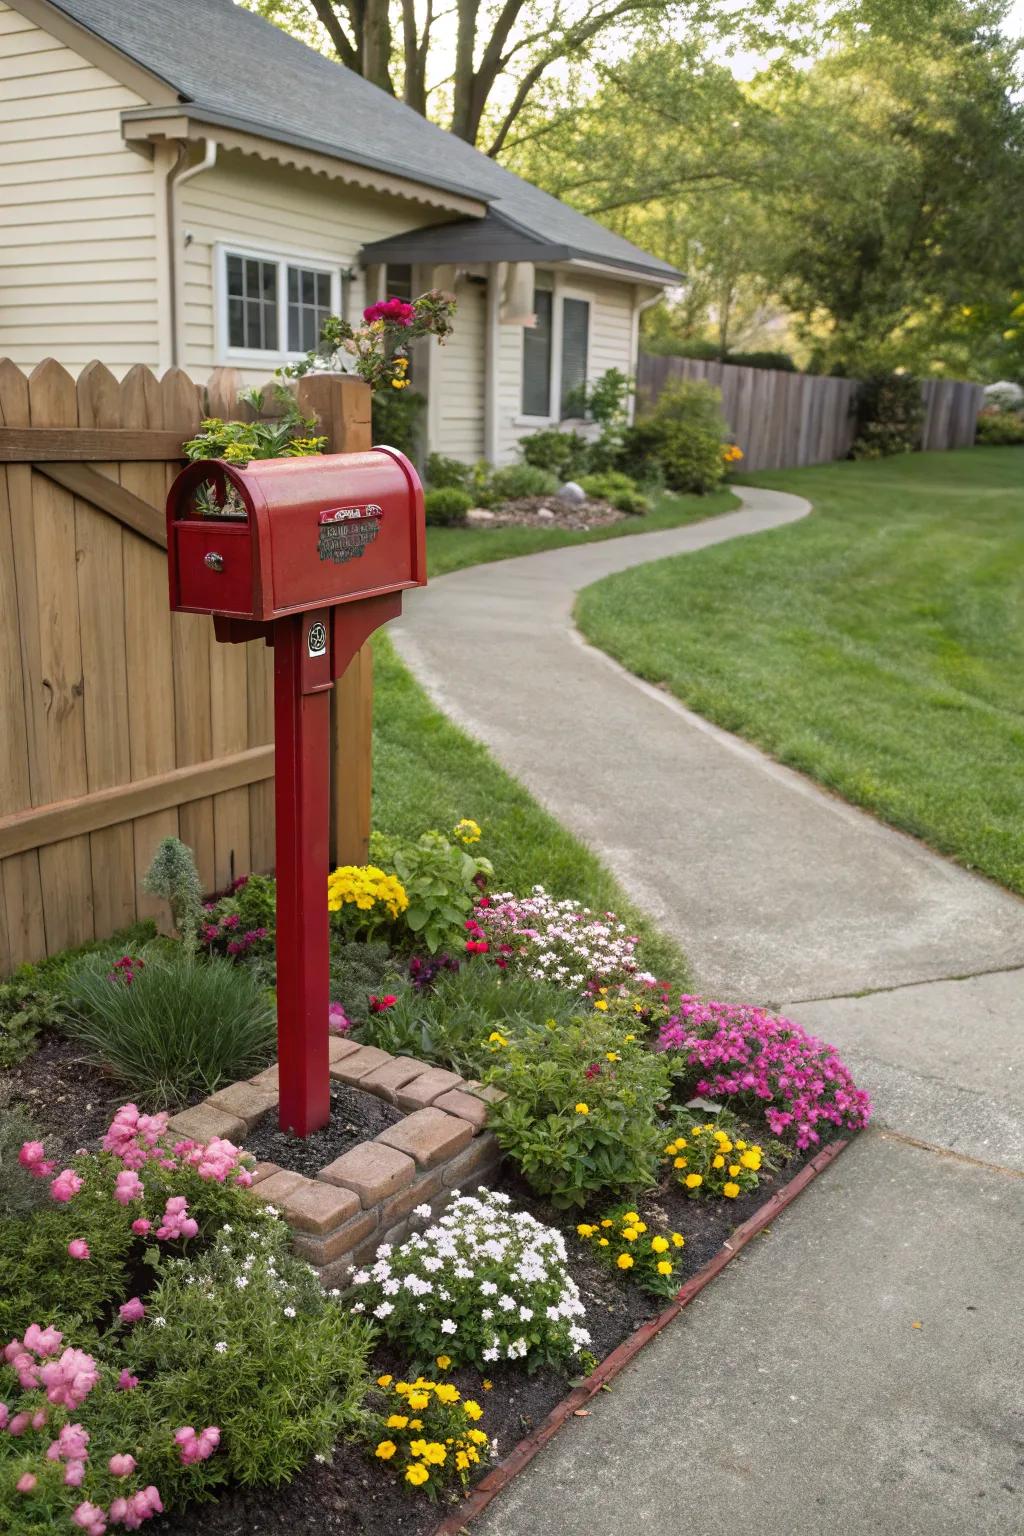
[{"x1": 391, "y1": 486, "x2": 1024, "y2": 1533}]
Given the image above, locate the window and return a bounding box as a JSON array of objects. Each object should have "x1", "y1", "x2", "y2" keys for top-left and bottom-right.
[
  {"x1": 385, "y1": 263, "x2": 414, "y2": 301},
  {"x1": 218, "y1": 246, "x2": 341, "y2": 361},
  {"x1": 560, "y1": 297, "x2": 590, "y2": 417},
  {"x1": 521, "y1": 286, "x2": 553, "y2": 416}
]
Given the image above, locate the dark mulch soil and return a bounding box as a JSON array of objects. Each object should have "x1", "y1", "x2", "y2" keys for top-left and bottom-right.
[
  {"x1": 157, "y1": 1124, "x2": 820, "y2": 1536},
  {"x1": 244, "y1": 1082, "x2": 403, "y2": 1175},
  {"x1": 475, "y1": 494, "x2": 630, "y2": 531},
  {"x1": 2, "y1": 1034, "x2": 126, "y2": 1162}
]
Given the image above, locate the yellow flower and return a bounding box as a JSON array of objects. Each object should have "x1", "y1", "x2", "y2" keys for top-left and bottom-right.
[
  {"x1": 409, "y1": 1439, "x2": 428, "y2": 1459},
  {"x1": 674, "y1": 1157, "x2": 688, "y2": 1169},
  {"x1": 624, "y1": 1212, "x2": 640, "y2": 1224},
  {"x1": 577, "y1": 1222, "x2": 597, "y2": 1237},
  {"x1": 664, "y1": 1144, "x2": 678, "y2": 1156},
  {"x1": 594, "y1": 999, "x2": 608, "y2": 1011},
  {"x1": 723, "y1": 1182, "x2": 740, "y2": 1198},
  {"x1": 375, "y1": 1440, "x2": 397, "y2": 1460},
  {"x1": 600, "y1": 1219, "x2": 614, "y2": 1227},
  {"x1": 617, "y1": 1252, "x2": 634, "y2": 1269},
  {"x1": 598, "y1": 1237, "x2": 609, "y2": 1246},
  {"x1": 624, "y1": 1032, "x2": 636, "y2": 1041},
  {"x1": 740, "y1": 1149, "x2": 761, "y2": 1170},
  {"x1": 636, "y1": 1221, "x2": 647, "y2": 1233},
  {"x1": 482, "y1": 1380, "x2": 493, "y2": 1391},
  {"x1": 463, "y1": 1400, "x2": 483, "y2": 1421},
  {"x1": 434, "y1": 1384, "x2": 460, "y2": 1404},
  {"x1": 386, "y1": 1415, "x2": 409, "y2": 1429},
  {"x1": 465, "y1": 1445, "x2": 480, "y2": 1464},
  {"x1": 405, "y1": 1463, "x2": 430, "y2": 1486},
  {"x1": 408, "y1": 1419, "x2": 423, "y2": 1430},
  {"x1": 407, "y1": 1392, "x2": 430, "y2": 1411},
  {"x1": 423, "y1": 1442, "x2": 447, "y2": 1465},
  {"x1": 656, "y1": 1261, "x2": 673, "y2": 1276},
  {"x1": 467, "y1": 1428, "x2": 489, "y2": 1446},
  {"x1": 672, "y1": 1232, "x2": 685, "y2": 1248},
  {"x1": 488, "y1": 1031, "x2": 508, "y2": 1047},
  {"x1": 736, "y1": 1140, "x2": 747, "y2": 1151},
  {"x1": 622, "y1": 1227, "x2": 639, "y2": 1241},
  {"x1": 713, "y1": 1155, "x2": 725, "y2": 1170},
  {"x1": 456, "y1": 1450, "x2": 470, "y2": 1471},
  {"x1": 436, "y1": 1355, "x2": 451, "y2": 1370},
  {"x1": 453, "y1": 818, "x2": 482, "y2": 845},
  {"x1": 685, "y1": 1173, "x2": 703, "y2": 1189},
  {"x1": 729, "y1": 1165, "x2": 740, "y2": 1177},
  {"x1": 651, "y1": 1236, "x2": 669, "y2": 1253},
  {"x1": 377, "y1": 1375, "x2": 394, "y2": 1388},
  {"x1": 574, "y1": 1103, "x2": 590, "y2": 1115},
  {"x1": 606, "y1": 1051, "x2": 620, "y2": 1062}
]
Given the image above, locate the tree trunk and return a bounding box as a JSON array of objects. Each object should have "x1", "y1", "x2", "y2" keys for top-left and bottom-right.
[
  {"x1": 361, "y1": 0, "x2": 394, "y2": 94},
  {"x1": 450, "y1": 0, "x2": 481, "y2": 141}
]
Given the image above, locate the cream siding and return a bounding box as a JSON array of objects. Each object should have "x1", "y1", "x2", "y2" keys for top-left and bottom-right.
[
  {"x1": 0, "y1": 2, "x2": 160, "y2": 373},
  {"x1": 431, "y1": 274, "x2": 486, "y2": 461},
  {"x1": 177, "y1": 151, "x2": 442, "y2": 382}
]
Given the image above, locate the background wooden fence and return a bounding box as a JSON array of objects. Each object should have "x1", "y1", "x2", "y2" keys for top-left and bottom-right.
[
  {"x1": 636, "y1": 354, "x2": 984, "y2": 470},
  {"x1": 0, "y1": 359, "x2": 373, "y2": 972}
]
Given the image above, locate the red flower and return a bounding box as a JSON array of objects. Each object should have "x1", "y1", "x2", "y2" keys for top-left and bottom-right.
[
  {"x1": 369, "y1": 994, "x2": 398, "y2": 1013},
  {"x1": 465, "y1": 940, "x2": 489, "y2": 954},
  {"x1": 585, "y1": 1063, "x2": 601, "y2": 1079},
  {"x1": 362, "y1": 297, "x2": 416, "y2": 327}
]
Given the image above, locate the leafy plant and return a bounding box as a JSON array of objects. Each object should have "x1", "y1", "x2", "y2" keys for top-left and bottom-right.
[
  {"x1": 372, "y1": 385, "x2": 426, "y2": 459},
  {"x1": 519, "y1": 428, "x2": 591, "y2": 480},
  {"x1": 850, "y1": 372, "x2": 925, "y2": 458},
  {"x1": 976, "y1": 410, "x2": 1024, "y2": 446},
  {"x1": 620, "y1": 379, "x2": 728, "y2": 493},
  {"x1": 282, "y1": 290, "x2": 456, "y2": 391},
  {"x1": 358, "y1": 960, "x2": 581, "y2": 1075},
  {"x1": 330, "y1": 938, "x2": 405, "y2": 1026},
  {"x1": 348, "y1": 1189, "x2": 590, "y2": 1371},
  {"x1": 425, "y1": 452, "x2": 472, "y2": 490},
  {"x1": 485, "y1": 1019, "x2": 672, "y2": 1207},
  {"x1": 578, "y1": 471, "x2": 650, "y2": 515},
  {"x1": 371, "y1": 827, "x2": 493, "y2": 954},
  {"x1": 424, "y1": 486, "x2": 472, "y2": 526},
  {"x1": 367, "y1": 1374, "x2": 493, "y2": 1498},
  {"x1": 575, "y1": 1205, "x2": 686, "y2": 1297},
  {"x1": 0, "y1": 979, "x2": 65, "y2": 1066},
  {"x1": 142, "y1": 838, "x2": 204, "y2": 954},
  {"x1": 0, "y1": 1109, "x2": 52, "y2": 1222},
  {"x1": 488, "y1": 463, "x2": 561, "y2": 501},
  {"x1": 472, "y1": 888, "x2": 642, "y2": 989},
  {"x1": 62, "y1": 947, "x2": 275, "y2": 1108},
  {"x1": 184, "y1": 386, "x2": 326, "y2": 468}
]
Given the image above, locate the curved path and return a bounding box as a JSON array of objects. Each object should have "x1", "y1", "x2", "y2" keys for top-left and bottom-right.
[{"x1": 393, "y1": 486, "x2": 1024, "y2": 1536}]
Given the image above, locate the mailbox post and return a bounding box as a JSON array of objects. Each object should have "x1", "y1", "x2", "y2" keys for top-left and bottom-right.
[{"x1": 166, "y1": 449, "x2": 426, "y2": 1136}]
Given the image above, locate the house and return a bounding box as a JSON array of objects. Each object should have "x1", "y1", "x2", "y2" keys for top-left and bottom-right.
[{"x1": 0, "y1": 0, "x2": 679, "y2": 464}]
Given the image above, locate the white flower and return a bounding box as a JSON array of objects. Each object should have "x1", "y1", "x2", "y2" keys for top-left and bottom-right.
[
  {"x1": 215, "y1": 1341, "x2": 228, "y2": 1354},
  {"x1": 221, "y1": 1224, "x2": 233, "y2": 1233},
  {"x1": 413, "y1": 1203, "x2": 432, "y2": 1218},
  {"x1": 152, "y1": 1316, "x2": 166, "y2": 1328},
  {"x1": 283, "y1": 1306, "x2": 296, "y2": 1318},
  {"x1": 480, "y1": 1280, "x2": 498, "y2": 1296},
  {"x1": 351, "y1": 1302, "x2": 366, "y2": 1313},
  {"x1": 440, "y1": 1318, "x2": 457, "y2": 1334},
  {"x1": 264, "y1": 1204, "x2": 280, "y2": 1216},
  {"x1": 383, "y1": 1278, "x2": 401, "y2": 1296},
  {"x1": 481, "y1": 1308, "x2": 493, "y2": 1320},
  {"x1": 499, "y1": 1295, "x2": 516, "y2": 1312},
  {"x1": 352, "y1": 1270, "x2": 371, "y2": 1286},
  {"x1": 374, "y1": 1301, "x2": 394, "y2": 1319},
  {"x1": 483, "y1": 1347, "x2": 499, "y2": 1362},
  {"x1": 235, "y1": 1277, "x2": 249, "y2": 1290},
  {"x1": 519, "y1": 1306, "x2": 533, "y2": 1322}
]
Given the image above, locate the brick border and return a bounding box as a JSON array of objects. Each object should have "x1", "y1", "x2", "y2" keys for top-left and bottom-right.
[{"x1": 167, "y1": 1038, "x2": 506, "y2": 1285}]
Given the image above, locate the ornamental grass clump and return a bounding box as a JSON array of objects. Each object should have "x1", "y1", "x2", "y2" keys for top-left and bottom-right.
[
  {"x1": 472, "y1": 887, "x2": 648, "y2": 990},
  {"x1": 348, "y1": 1189, "x2": 590, "y2": 1372},
  {"x1": 62, "y1": 947, "x2": 275, "y2": 1108},
  {"x1": 658, "y1": 997, "x2": 873, "y2": 1149},
  {"x1": 575, "y1": 1207, "x2": 686, "y2": 1298},
  {"x1": 369, "y1": 1373, "x2": 493, "y2": 1498},
  {"x1": 484, "y1": 1020, "x2": 671, "y2": 1207}
]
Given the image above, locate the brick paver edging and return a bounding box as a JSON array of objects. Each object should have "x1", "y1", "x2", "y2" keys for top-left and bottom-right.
[{"x1": 165, "y1": 1037, "x2": 507, "y2": 1287}]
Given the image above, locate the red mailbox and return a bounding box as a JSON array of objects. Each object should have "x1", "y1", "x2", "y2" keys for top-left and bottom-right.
[{"x1": 166, "y1": 449, "x2": 426, "y2": 1137}]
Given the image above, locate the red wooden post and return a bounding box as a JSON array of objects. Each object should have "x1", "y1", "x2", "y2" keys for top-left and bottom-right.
[{"x1": 273, "y1": 610, "x2": 332, "y2": 1135}]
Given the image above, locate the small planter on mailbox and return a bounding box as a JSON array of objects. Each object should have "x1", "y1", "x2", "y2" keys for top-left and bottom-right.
[{"x1": 167, "y1": 449, "x2": 426, "y2": 1136}]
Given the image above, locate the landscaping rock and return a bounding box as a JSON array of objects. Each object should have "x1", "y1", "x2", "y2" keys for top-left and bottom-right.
[
  {"x1": 432, "y1": 1088, "x2": 490, "y2": 1131},
  {"x1": 166, "y1": 1103, "x2": 246, "y2": 1144},
  {"x1": 205, "y1": 1081, "x2": 278, "y2": 1129},
  {"x1": 358, "y1": 1056, "x2": 429, "y2": 1102},
  {"x1": 376, "y1": 1107, "x2": 474, "y2": 1169},
  {"x1": 328, "y1": 1044, "x2": 394, "y2": 1084},
  {"x1": 558, "y1": 480, "x2": 586, "y2": 503},
  {"x1": 251, "y1": 1168, "x2": 310, "y2": 1207},
  {"x1": 466, "y1": 507, "x2": 495, "y2": 524},
  {"x1": 395, "y1": 1066, "x2": 464, "y2": 1110},
  {"x1": 536, "y1": 506, "x2": 555, "y2": 520},
  {"x1": 281, "y1": 1179, "x2": 360, "y2": 1235},
  {"x1": 319, "y1": 1141, "x2": 416, "y2": 1207}
]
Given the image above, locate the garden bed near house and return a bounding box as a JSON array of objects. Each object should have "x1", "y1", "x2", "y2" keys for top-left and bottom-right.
[{"x1": 465, "y1": 493, "x2": 630, "y2": 532}]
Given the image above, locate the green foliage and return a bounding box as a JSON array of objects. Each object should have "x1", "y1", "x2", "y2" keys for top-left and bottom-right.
[
  {"x1": 370, "y1": 827, "x2": 492, "y2": 954},
  {"x1": 488, "y1": 463, "x2": 561, "y2": 501},
  {"x1": 18, "y1": 922, "x2": 159, "y2": 993},
  {"x1": 372, "y1": 385, "x2": 426, "y2": 459},
  {"x1": 63, "y1": 947, "x2": 276, "y2": 1108},
  {"x1": 424, "y1": 486, "x2": 473, "y2": 526},
  {"x1": 620, "y1": 380, "x2": 728, "y2": 493},
  {"x1": 578, "y1": 471, "x2": 650, "y2": 515},
  {"x1": 425, "y1": 452, "x2": 473, "y2": 490},
  {"x1": 366, "y1": 1376, "x2": 493, "y2": 1498},
  {"x1": 976, "y1": 410, "x2": 1024, "y2": 446},
  {"x1": 726, "y1": 350, "x2": 797, "y2": 372},
  {"x1": 485, "y1": 1020, "x2": 672, "y2": 1207},
  {"x1": 359, "y1": 961, "x2": 582, "y2": 1075},
  {"x1": 142, "y1": 837, "x2": 204, "y2": 953},
  {"x1": 184, "y1": 386, "x2": 325, "y2": 467},
  {"x1": 850, "y1": 372, "x2": 925, "y2": 458},
  {"x1": 0, "y1": 1109, "x2": 51, "y2": 1222},
  {"x1": 663, "y1": 1112, "x2": 766, "y2": 1200},
  {"x1": 0, "y1": 979, "x2": 64, "y2": 1066},
  {"x1": 575, "y1": 1204, "x2": 687, "y2": 1298},
  {"x1": 519, "y1": 428, "x2": 591, "y2": 480},
  {"x1": 329, "y1": 938, "x2": 404, "y2": 1026}
]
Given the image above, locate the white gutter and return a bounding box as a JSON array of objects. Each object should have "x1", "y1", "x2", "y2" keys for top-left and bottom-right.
[
  {"x1": 629, "y1": 288, "x2": 666, "y2": 422},
  {"x1": 168, "y1": 138, "x2": 218, "y2": 368}
]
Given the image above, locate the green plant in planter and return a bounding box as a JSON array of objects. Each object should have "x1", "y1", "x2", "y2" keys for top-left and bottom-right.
[
  {"x1": 0, "y1": 978, "x2": 65, "y2": 1066},
  {"x1": 485, "y1": 1019, "x2": 672, "y2": 1207},
  {"x1": 370, "y1": 827, "x2": 492, "y2": 954},
  {"x1": 183, "y1": 385, "x2": 326, "y2": 469}
]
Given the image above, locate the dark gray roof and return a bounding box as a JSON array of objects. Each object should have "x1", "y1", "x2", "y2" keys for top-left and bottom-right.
[
  {"x1": 47, "y1": 0, "x2": 680, "y2": 283},
  {"x1": 361, "y1": 211, "x2": 576, "y2": 269}
]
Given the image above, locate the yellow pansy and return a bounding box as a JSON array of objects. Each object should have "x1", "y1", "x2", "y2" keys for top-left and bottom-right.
[
  {"x1": 617, "y1": 1252, "x2": 634, "y2": 1269},
  {"x1": 574, "y1": 1103, "x2": 590, "y2": 1115},
  {"x1": 651, "y1": 1236, "x2": 669, "y2": 1253},
  {"x1": 386, "y1": 1415, "x2": 409, "y2": 1429},
  {"x1": 723, "y1": 1182, "x2": 740, "y2": 1198},
  {"x1": 405, "y1": 1463, "x2": 429, "y2": 1486},
  {"x1": 685, "y1": 1173, "x2": 703, "y2": 1189},
  {"x1": 375, "y1": 1440, "x2": 397, "y2": 1460},
  {"x1": 436, "y1": 1356, "x2": 451, "y2": 1370},
  {"x1": 656, "y1": 1261, "x2": 673, "y2": 1276}
]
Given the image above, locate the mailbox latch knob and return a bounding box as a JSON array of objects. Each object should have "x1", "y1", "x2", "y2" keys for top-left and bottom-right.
[{"x1": 204, "y1": 551, "x2": 225, "y2": 572}]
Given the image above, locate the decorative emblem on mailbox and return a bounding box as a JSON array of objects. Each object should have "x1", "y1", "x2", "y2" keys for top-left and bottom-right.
[{"x1": 317, "y1": 503, "x2": 383, "y2": 564}]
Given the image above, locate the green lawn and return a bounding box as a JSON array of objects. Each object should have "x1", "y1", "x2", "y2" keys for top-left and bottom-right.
[
  {"x1": 371, "y1": 634, "x2": 689, "y2": 983},
  {"x1": 574, "y1": 447, "x2": 1024, "y2": 895},
  {"x1": 426, "y1": 487, "x2": 738, "y2": 576}
]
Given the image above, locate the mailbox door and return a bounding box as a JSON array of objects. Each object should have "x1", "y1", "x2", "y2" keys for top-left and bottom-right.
[{"x1": 171, "y1": 521, "x2": 255, "y2": 617}]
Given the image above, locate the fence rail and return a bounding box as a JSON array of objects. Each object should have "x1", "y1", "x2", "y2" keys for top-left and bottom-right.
[
  {"x1": 0, "y1": 359, "x2": 372, "y2": 972},
  {"x1": 635, "y1": 354, "x2": 983, "y2": 470}
]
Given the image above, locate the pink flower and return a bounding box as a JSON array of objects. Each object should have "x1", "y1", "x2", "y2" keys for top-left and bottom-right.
[
  {"x1": 117, "y1": 1369, "x2": 140, "y2": 1392},
  {"x1": 110, "y1": 1485, "x2": 163, "y2": 1528},
  {"x1": 31, "y1": 1409, "x2": 47, "y2": 1430},
  {"x1": 115, "y1": 1170, "x2": 144, "y2": 1205},
  {"x1": 155, "y1": 1194, "x2": 198, "y2": 1241},
  {"x1": 109, "y1": 1453, "x2": 136, "y2": 1477},
  {"x1": 67, "y1": 1239, "x2": 91, "y2": 1261},
  {"x1": 18, "y1": 1140, "x2": 55, "y2": 1178},
  {"x1": 72, "y1": 1501, "x2": 107, "y2": 1535},
  {"x1": 9, "y1": 1350, "x2": 40, "y2": 1390},
  {"x1": 131, "y1": 1218, "x2": 151, "y2": 1236},
  {"x1": 15, "y1": 1473, "x2": 37, "y2": 1493},
  {"x1": 363, "y1": 296, "x2": 416, "y2": 327},
  {"x1": 174, "y1": 1424, "x2": 221, "y2": 1464},
  {"x1": 118, "y1": 1297, "x2": 146, "y2": 1325},
  {"x1": 39, "y1": 1347, "x2": 99, "y2": 1410},
  {"x1": 64, "y1": 1459, "x2": 87, "y2": 1487},
  {"x1": 368, "y1": 993, "x2": 397, "y2": 1013},
  {"x1": 47, "y1": 1421, "x2": 90, "y2": 1461},
  {"x1": 8, "y1": 1411, "x2": 31, "y2": 1435},
  {"x1": 22, "y1": 1324, "x2": 63, "y2": 1359},
  {"x1": 51, "y1": 1168, "x2": 84, "y2": 1203},
  {"x1": 328, "y1": 1001, "x2": 351, "y2": 1034},
  {"x1": 0, "y1": 1404, "x2": 7, "y2": 1430}
]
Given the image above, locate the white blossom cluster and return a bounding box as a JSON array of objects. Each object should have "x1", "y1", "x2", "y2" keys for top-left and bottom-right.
[
  {"x1": 476, "y1": 887, "x2": 651, "y2": 990},
  {"x1": 348, "y1": 1189, "x2": 590, "y2": 1370}
]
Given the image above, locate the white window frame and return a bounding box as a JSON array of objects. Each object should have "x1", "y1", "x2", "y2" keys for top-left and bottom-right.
[
  {"x1": 214, "y1": 242, "x2": 342, "y2": 366},
  {"x1": 515, "y1": 273, "x2": 592, "y2": 428}
]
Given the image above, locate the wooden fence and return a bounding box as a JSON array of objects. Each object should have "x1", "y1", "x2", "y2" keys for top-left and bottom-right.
[
  {"x1": 635, "y1": 354, "x2": 984, "y2": 470},
  {"x1": 0, "y1": 360, "x2": 373, "y2": 972}
]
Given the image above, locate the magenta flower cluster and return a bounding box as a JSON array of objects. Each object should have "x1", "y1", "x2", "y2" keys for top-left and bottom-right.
[
  {"x1": 362, "y1": 295, "x2": 415, "y2": 327},
  {"x1": 328, "y1": 1001, "x2": 351, "y2": 1035},
  {"x1": 658, "y1": 997, "x2": 872, "y2": 1148},
  {"x1": 200, "y1": 910, "x2": 268, "y2": 958}
]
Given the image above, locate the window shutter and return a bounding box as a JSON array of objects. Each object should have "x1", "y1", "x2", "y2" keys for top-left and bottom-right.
[
  {"x1": 560, "y1": 298, "x2": 590, "y2": 417},
  {"x1": 522, "y1": 288, "x2": 553, "y2": 416}
]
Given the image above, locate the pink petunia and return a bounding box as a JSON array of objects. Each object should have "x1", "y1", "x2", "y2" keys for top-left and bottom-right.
[
  {"x1": 15, "y1": 1473, "x2": 37, "y2": 1494},
  {"x1": 131, "y1": 1218, "x2": 151, "y2": 1236},
  {"x1": 67, "y1": 1239, "x2": 91, "y2": 1261},
  {"x1": 115, "y1": 1170, "x2": 144, "y2": 1205},
  {"x1": 174, "y1": 1424, "x2": 221, "y2": 1464},
  {"x1": 22, "y1": 1324, "x2": 63, "y2": 1359},
  {"x1": 39, "y1": 1347, "x2": 99, "y2": 1410},
  {"x1": 117, "y1": 1369, "x2": 140, "y2": 1392}
]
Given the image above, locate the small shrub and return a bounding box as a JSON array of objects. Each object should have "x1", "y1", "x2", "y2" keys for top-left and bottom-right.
[
  {"x1": 349, "y1": 1189, "x2": 590, "y2": 1370},
  {"x1": 142, "y1": 838, "x2": 204, "y2": 953},
  {"x1": 425, "y1": 452, "x2": 471, "y2": 490},
  {"x1": 367, "y1": 1374, "x2": 493, "y2": 1497},
  {"x1": 370, "y1": 826, "x2": 493, "y2": 954},
  {"x1": 726, "y1": 349, "x2": 797, "y2": 372},
  {"x1": 200, "y1": 873, "x2": 276, "y2": 961},
  {"x1": 472, "y1": 888, "x2": 645, "y2": 990},
  {"x1": 658, "y1": 996, "x2": 873, "y2": 1149},
  {"x1": 359, "y1": 960, "x2": 581, "y2": 1075},
  {"x1": 63, "y1": 948, "x2": 275, "y2": 1107},
  {"x1": 424, "y1": 486, "x2": 472, "y2": 526},
  {"x1": 976, "y1": 410, "x2": 1024, "y2": 446},
  {"x1": 850, "y1": 372, "x2": 925, "y2": 458},
  {"x1": 578, "y1": 471, "x2": 650, "y2": 515},
  {"x1": 982, "y1": 380, "x2": 1024, "y2": 411},
  {"x1": 488, "y1": 463, "x2": 560, "y2": 501},
  {"x1": 0, "y1": 979, "x2": 64, "y2": 1066},
  {"x1": 519, "y1": 428, "x2": 590, "y2": 480},
  {"x1": 485, "y1": 1020, "x2": 671, "y2": 1207},
  {"x1": 663, "y1": 1116, "x2": 765, "y2": 1200},
  {"x1": 619, "y1": 379, "x2": 728, "y2": 493},
  {"x1": 326, "y1": 864, "x2": 409, "y2": 942},
  {"x1": 575, "y1": 1205, "x2": 686, "y2": 1297}
]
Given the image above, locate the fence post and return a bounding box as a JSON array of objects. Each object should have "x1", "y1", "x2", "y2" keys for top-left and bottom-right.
[{"x1": 296, "y1": 374, "x2": 374, "y2": 868}]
